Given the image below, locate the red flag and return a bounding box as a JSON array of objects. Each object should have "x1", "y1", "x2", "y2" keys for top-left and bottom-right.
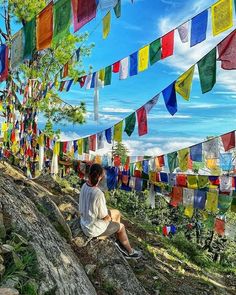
[
  {"x1": 170, "y1": 186, "x2": 183, "y2": 207},
  {"x1": 176, "y1": 174, "x2": 187, "y2": 187},
  {"x1": 157, "y1": 155, "x2": 165, "y2": 167},
  {"x1": 221, "y1": 131, "x2": 235, "y2": 151},
  {"x1": 0, "y1": 45, "x2": 9, "y2": 82},
  {"x1": 161, "y1": 30, "x2": 174, "y2": 59},
  {"x1": 89, "y1": 134, "x2": 96, "y2": 151},
  {"x1": 63, "y1": 63, "x2": 69, "y2": 78},
  {"x1": 112, "y1": 61, "x2": 120, "y2": 73},
  {"x1": 137, "y1": 106, "x2": 147, "y2": 136},
  {"x1": 218, "y1": 30, "x2": 236, "y2": 70},
  {"x1": 214, "y1": 218, "x2": 225, "y2": 236},
  {"x1": 79, "y1": 75, "x2": 86, "y2": 87},
  {"x1": 114, "y1": 155, "x2": 121, "y2": 167},
  {"x1": 63, "y1": 142, "x2": 67, "y2": 153}
]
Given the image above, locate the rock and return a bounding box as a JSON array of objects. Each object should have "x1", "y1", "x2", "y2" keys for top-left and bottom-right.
[
  {"x1": 0, "y1": 255, "x2": 4, "y2": 264},
  {"x1": 34, "y1": 174, "x2": 62, "y2": 194},
  {"x1": 0, "y1": 288, "x2": 19, "y2": 295},
  {"x1": 1, "y1": 244, "x2": 14, "y2": 253},
  {"x1": 3, "y1": 277, "x2": 20, "y2": 288},
  {"x1": 85, "y1": 264, "x2": 96, "y2": 275},
  {"x1": 0, "y1": 210, "x2": 6, "y2": 240},
  {"x1": 0, "y1": 264, "x2": 5, "y2": 276}
]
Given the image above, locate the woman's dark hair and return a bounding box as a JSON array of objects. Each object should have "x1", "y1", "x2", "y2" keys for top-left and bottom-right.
[{"x1": 88, "y1": 164, "x2": 104, "y2": 186}]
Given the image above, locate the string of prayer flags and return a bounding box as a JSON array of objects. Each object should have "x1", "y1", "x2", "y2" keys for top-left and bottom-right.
[
  {"x1": 138, "y1": 45, "x2": 149, "y2": 72},
  {"x1": 177, "y1": 22, "x2": 189, "y2": 43},
  {"x1": 190, "y1": 143, "x2": 202, "y2": 162},
  {"x1": 190, "y1": 10, "x2": 208, "y2": 47},
  {"x1": 103, "y1": 11, "x2": 111, "y2": 39},
  {"x1": 124, "y1": 112, "x2": 136, "y2": 137},
  {"x1": 53, "y1": 0, "x2": 71, "y2": 44},
  {"x1": 212, "y1": 0, "x2": 233, "y2": 37},
  {"x1": 149, "y1": 38, "x2": 161, "y2": 65},
  {"x1": 113, "y1": 121, "x2": 123, "y2": 142},
  {"x1": 0, "y1": 44, "x2": 9, "y2": 82},
  {"x1": 23, "y1": 18, "x2": 36, "y2": 59},
  {"x1": 119, "y1": 57, "x2": 129, "y2": 80},
  {"x1": 218, "y1": 30, "x2": 236, "y2": 70},
  {"x1": 162, "y1": 82, "x2": 177, "y2": 116},
  {"x1": 137, "y1": 106, "x2": 148, "y2": 136},
  {"x1": 178, "y1": 148, "x2": 189, "y2": 171},
  {"x1": 36, "y1": 2, "x2": 53, "y2": 50},
  {"x1": 72, "y1": 0, "x2": 97, "y2": 33},
  {"x1": 175, "y1": 66, "x2": 195, "y2": 100},
  {"x1": 198, "y1": 47, "x2": 216, "y2": 93},
  {"x1": 129, "y1": 52, "x2": 138, "y2": 76},
  {"x1": 114, "y1": 0, "x2": 121, "y2": 18},
  {"x1": 161, "y1": 30, "x2": 174, "y2": 59},
  {"x1": 221, "y1": 131, "x2": 235, "y2": 151}
]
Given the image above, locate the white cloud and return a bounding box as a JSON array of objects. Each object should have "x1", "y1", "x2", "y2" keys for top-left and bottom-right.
[
  {"x1": 149, "y1": 114, "x2": 191, "y2": 119},
  {"x1": 102, "y1": 107, "x2": 134, "y2": 113},
  {"x1": 187, "y1": 103, "x2": 219, "y2": 109}
]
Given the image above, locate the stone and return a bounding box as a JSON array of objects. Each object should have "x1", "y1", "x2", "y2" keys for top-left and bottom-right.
[
  {"x1": 0, "y1": 212, "x2": 6, "y2": 240},
  {"x1": 0, "y1": 255, "x2": 4, "y2": 264},
  {"x1": 1, "y1": 244, "x2": 14, "y2": 253},
  {"x1": 0, "y1": 288, "x2": 19, "y2": 295},
  {"x1": 85, "y1": 264, "x2": 96, "y2": 275},
  {"x1": 0, "y1": 264, "x2": 5, "y2": 276},
  {"x1": 3, "y1": 277, "x2": 20, "y2": 288}
]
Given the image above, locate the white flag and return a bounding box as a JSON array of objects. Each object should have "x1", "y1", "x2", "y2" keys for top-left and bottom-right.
[
  {"x1": 119, "y1": 57, "x2": 129, "y2": 80},
  {"x1": 178, "y1": 22, "x2": 189, "y2": 43}
]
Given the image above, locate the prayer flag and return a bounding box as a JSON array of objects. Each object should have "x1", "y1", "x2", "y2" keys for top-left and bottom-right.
[
  {"x1": 78, "y1": 138, "x2": 83, "y2": 155},
  {"x1": 104, "y1": 65, "x2": 112, "y2": 86},
  {"x1": 79, "y1": 75, "x2": 86, "y2": 88},
  {"x1": 212, "y1": 0, "x2": 233, "y2": 36},
  {"x1": 231, "y1": 192, "x2": 236, "y2": 212},
  {"x1": 214, "y1": 218, "x2": 225, "y2": 236},
  {"x1": 97, "y1": 132, "x2": 104, "y2": 149},
  {"x1": 23, "y1": 18, "x2": 36, "y2": 58},
  {"x1": 99, "y1": 0, "x2": 118, "y2": 10},
  {"x1": 89, "y1": 134, "x2": 97, "y2": 151},
  {"x1": 73, "y1": 140, "x2": 78, "y2": 153},
  {"x1": 187, "y1": 175, "x2": 198, "y2": 189},
  {"x1": 198, "y1": 175, "x2": 209, "y2": 189},
  {"x1": 129, "y1": 51, "x2": 138, "y2": 76},
  {"x1": 220, "y1": 153, "x2": 233, "y2": 171},
  {"x1": 103, "y1": 11, "x2": 111, "y2": 39},
  {"x1": 218, "y1": 30, "x2": 236, "y2": 70},
  {"x1": 198, "y1": 48, "x2": 216, "y2": 93},
  {"x1": 85, "y1": 74, "x2": 92, "y2": 89},
  {"x1": 149, "y1": 38, "x2": 161, "y2": 65},
  {"x1": 144, "y1": 94, "x2": 159, "y2": 113},
  {"x1": 203, "y1": 137, "x2": 219, "y2": 158},
  {"x1": 0, "y1": 44, "x2": 8, "y2": 82},
  {"x1": 177, "y1": 22, "x2": 189, "y2": 43},
  {"x1": 124, "y1": 112, "x2": 136, "y2": 136},
  {"x1": 194, "y1": 190, "x2": 206, "y2": 209},
  {"x1": 105, "y1": 128, "x2": 112, "y2": 143},
  {"x1": 190, "y1": 143, "x2": 202, "y2": 162},
  {"x1": 137, "y1": 106, "x2": 147, "y2": 136},
  {"x1": 114, "y1": 0, "x2": 121, "y2": 18},
  {"x1": 72, "y1": 0, "x2": 97, "y2": 33},
  {"x1": 11, "y1": 30, "x2": 24, "y2": 69},
  {"x1": 83, "y1": 137, "x2": 89, "y2": 154},
  {"x1": 178, "y1": 148, "x2": 189, "y2": 171},
  {"x1": 113, "y1": 61, "x2": 120, "y2": 73},
  {"x1": 138, "y1": 45, "x2": 149, "y2": 72},
  {"x1": 221, "y1": 131, "x2": 235, "y2": 151},
  {"x1": 184, "y1": 206, "x2": 194, "y2": 218},
  {"x1": 76, "y1": 48, "x2": 81, "y2": 61},
  {"x1": 190, "y1": 10, "x2": 208, "y2": 47},
  {"x1": 36, "y1": 2, "x2": 53, "y2": 50},
  {"x1": 176, "y1": 174, "x2": 187, "y2": 187},
  {"x1": 183, "y1": 188, "x2": 194, "y2": 207},
  {"x1": 218, "y1": 194, "x2": 233, "y2": 213},
  {"x1": 53, "y1": 0, "x2": 71, "y2": 44},
  {"x1": 206, "y1": 190, "x2": 218, "y2": 213},
  {"x1": 161, "y1": 30, "x2": 174, "y2": 59},
  {"x1": 175, "y1": 66, "x2": 195, "y2": 101},
  {"x1": 167, "y1": 151, "x2": 179, "y2": 173},
  {"x1": 170, "y1": 186, "x2": 183, "y2": 207},
  {"x1": 206, "y1": 158, "x2": 218, "y2": 170},
  {"x1": 119, "y1": 57, "x2": 129, "y2": 80},
  {"x1": 162, "y1": 82, "x2": 177, "y2": 116},
  {"x1": 113, "y1": 121, "x2": 123, "y2": 142},
  {"x1": 66, "y1": 79, "x2": 74, "y2": 92}
]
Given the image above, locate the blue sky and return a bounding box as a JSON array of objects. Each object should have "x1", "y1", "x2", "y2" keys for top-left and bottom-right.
[{"x1": 2, "y1": 0, "x2": 236, "y2": 156}]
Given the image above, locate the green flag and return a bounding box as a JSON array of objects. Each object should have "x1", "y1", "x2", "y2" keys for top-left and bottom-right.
[
  {"x1": 167, "y1": 151, "x2": 179, "y2": 172},
  {"x1": 114, "y1": 0, "x2": 121, "y2": 18},
  {"x1": 124, "y1": 112, "x2": 136, "y2": 136},
  {"x1": 104, "y1": 65, "x2": 112, "y2": 86},
  {"x1": 197, "y1": 48, "x2": 216, "y2": 93},
  {"x1": 24, "y1": 18, "x2": 36, "y2": 58},
  {"x1": 83, "y1": 137, "x2": 89, "y2": 154},
  {"x1": 53, "y1": 0, "x2": 71, "y2": 44},
  {"x1": 198, "y1": 175, "x2": 209, "y2": 189},
  {"x1": 218, "y1": 194, "x2": 233, "y2": 214},
  {"x1": 149, "y1": 38, "x2": 161, "y2": 65}
]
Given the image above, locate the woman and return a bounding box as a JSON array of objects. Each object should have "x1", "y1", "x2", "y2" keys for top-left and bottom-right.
[{"x1": 79, "y1": 163, "x2": 141, "y2": 259}]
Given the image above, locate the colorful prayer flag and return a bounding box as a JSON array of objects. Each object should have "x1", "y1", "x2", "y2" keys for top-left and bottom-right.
[
  {"x1": 129, "y1": 51, "x2": 138, "y2": 76},
  {"x1": 218, "y1": 194, "x2": 233, "y2": 213},
  {"x1": 177, "y1": 22, "x2": 189, "y2": 43},
  {"x1": 149, "y1": 38, "x2": 161, "y2": 65},
  {"x1": 190, "y1": 10, "x2": 208, "y2": 47},
  {"x1": 170, "y1": 186, "x2": 183, "y2": 207},
  {"x1": 11, "y1": 30, "x2": 24, "y2": 69},
  {"x1": 187, "y1": 175, "x2": 198, "y2": 189},
  {"x1": 220, "y1": 153, "x2": 233, "y2": 171},
  {"x1": 190, "y1": 143, "x2": 202, "y2": 162},
  {"x1": 183, "y1": 188, "x2": 194, "y2": 207},
  {"x1": 175, "y1": 66, "x2": 195, "y2": 100},
  {"x1": 206, "y1": 190, "x2": 218, "y2": 213},
  {"x1": 167, "y1": 151, "x2": 179, "y2": 173},
  {"x1": 23, "y1": 18, "x2": 36, "y2": 58},
  {"x1": 119, "y1": 57, "x2": 129, "y2": 80},
  {"x1": 162, "y1": 82, "x2": 177, "y2": 116},
  {"x1": 104, "y1": 65, "x2": 112, "y2": 85},
  {"x1": 194, "y1": 190, "x2": 206, "y2": 209},
  {"x1": 0, "y1": 44, "x2": 8, "y2": 82},
  {"x1": 137, "y1": 106, "x2": 148, "y2": 136},
  {"x1": 161, "y1": 30, "x2": 174, "y2": 59},
  {"x1": 105, "y1": 128, "x2": 112, "y2": 143},
  {"x1": 83, "y1": 137, "x2": 89, "y2": 154},
  {"x1": 178, "y1": 148, "x2": 189, "y2": 171},
  {"x1": 212, "y1": 0, "x2": 233, "y2": 36},
  {"x1": 89, "y1": 134, "x2": 97, "y2": 151},
  {"x1": 113, "y1": 121, "x2": 123, "y2": 142},
  {"x1": 78, "y1": 138, "x2": 83, "y2": 155},
  {"x1": 113, "y1": 61, "x2": 120, "y2": 73},
  {"x1": 124, "y1": 112, "x2": 136, "y2": 136},
  {"x1": 103, "y1": 11, "x2": 111, "y2": 39},
  {"x1": 144, "y1": 94, "x2": 159, "y2": 113},
  {"x1": 221, "y1": 131, "x2": 235, "y2": 151},
  {"x1": 36, "y1": 2, "x2": 53, "y2": 50},
  {"x1": 53, "y1": 0, "x2": 71, "y2": 44},
  {"x1": 198, "y1": 48, "x2": 216, "y2": 93},
  {"x1": 99, "y1": 0, "x2": 118, "y2": 10},
  {"x1": 218, "y1": 30, "x2": 236, "y2": 70},
  {"x1": 97, "y1": 132, "x2": 104, "y2": 149},
  {"x1": 138, "y1": 45, "x2": 149, "y2": 72},
  {"x1": 114, "y1": 0, "x2": 121, "y2": 18}
]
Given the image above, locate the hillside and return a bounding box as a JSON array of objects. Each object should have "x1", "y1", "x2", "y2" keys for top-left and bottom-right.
[{"x1": 0, "y1": 161, "x2": 235, "y2": 295}]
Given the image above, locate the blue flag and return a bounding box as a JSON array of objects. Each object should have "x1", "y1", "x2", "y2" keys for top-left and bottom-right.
[
  {"x1": 194, "y1": 190, "x2": 206, "y2": 209},
  {"x1": 105, "y1": 128, "x2": 112, "y2": 144},
  {"x1": 90, "y1": 72, "x2": 96, "y2": 88},
  {"x1": 129, "y1": 51, "x2": 138, "y2": 76},
  {"x1": 162, "y1": 82, "x2": 177, "y2": 115},
  {"x1": 190, "y1": 10, "x2": 208, "y2": 47},
  {"x1": 73, "y1": 140, "x2": 78, "y2": 153},
  {"x1": 190, "y1": 143, "x2": 202, "y2": 162},
  {"x1": 66, "y1": 79, "x2": 73, "y2": 92},
  {"x1": 220, "y1": 153, "x2": 233, "y2": 171}
]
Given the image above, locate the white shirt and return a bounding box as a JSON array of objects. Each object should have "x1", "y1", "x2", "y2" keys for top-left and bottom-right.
[{"x1": 79, "y1": 183, "x2": 109, "y2": 237}]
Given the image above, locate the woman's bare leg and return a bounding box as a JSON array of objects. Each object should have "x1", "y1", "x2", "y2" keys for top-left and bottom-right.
[
  {"x1": 109, "y1": 209, "x2": 121, "y2": 223},
  {"x1": 116, "y1": 224, "x2": 132, "y2": 254}
]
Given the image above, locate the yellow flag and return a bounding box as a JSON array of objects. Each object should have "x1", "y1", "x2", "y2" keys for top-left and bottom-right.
[
  {"x1": 136, "y1": 161, "x2": 142, "y2": 171},
  {"x1": 206, "y1": 190, "x2": 218, "y2": 213},
  {"x1": 178, "y1": 148, "x2": 189, "y2": 171},
  {"x1": 175, "y1": 66, "x2": 195, "y2": 100},
  {"x1": 53, "y1": 142, "x2": 60, "y2": 156},
  {"x1": 99, "y1": 69, "x2": 105, "y2": 82},
  {"x1": 206, "y1": 158, "x2": 217, "y2": 169},
  {"x1": 78, "y1": 139, "x2": 83, "y2": 155},
  {"x1": 187, "y1": 175, "x2": 198, "y2": 189},
  {"x1": 212, "y1": 0, "x2": 233, "y2": 36},
  {"x1": 1, "y1": 123, "x2": 8, "y2": 132},
  {"x1": 113, "y1": 121, "x2": 123, "y2": 142},
  {"x1": 138, "y1": 45, "x2": 149, "y2": 72},
  {"x1": 95, "y1": 155, "x2": 102, "y2": 164},
  {"x1": 103, "y1": 11, "x2": 111, "y2": 39},
  {"x1": 37, "y1": 133, "x2": 45, "y2": 146},
  {"x1": 184, "y1": 206, "x2": 194, "y2": 218}
]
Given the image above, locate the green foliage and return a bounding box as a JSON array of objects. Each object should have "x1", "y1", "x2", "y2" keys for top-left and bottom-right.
[
  {"x1": 101, "y1": 281, "x2": 116, "y2": 295},
  {"x1": 112, "y1": 142, "x2": 129, "y2": 162}
]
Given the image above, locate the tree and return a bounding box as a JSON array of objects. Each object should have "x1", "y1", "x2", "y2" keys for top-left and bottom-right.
[
  {"x1": 112, "y1": 142, "x2": 129, "y2": 163},
  {"x1": 0, "y1": 0, "x2": 94, "y2": 136}
]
